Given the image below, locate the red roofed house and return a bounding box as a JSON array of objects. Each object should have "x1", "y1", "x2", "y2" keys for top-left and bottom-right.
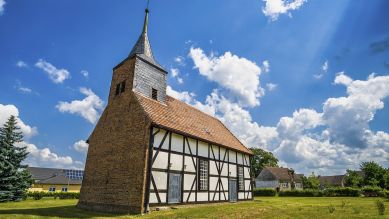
[{"x1": 77, "y1": 7, "x2": 253, "y2": 214}]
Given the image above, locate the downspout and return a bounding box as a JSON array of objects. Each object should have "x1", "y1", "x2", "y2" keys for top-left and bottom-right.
[{"x1": 144, "y1": 126, "x2": 154, "y2": 213}]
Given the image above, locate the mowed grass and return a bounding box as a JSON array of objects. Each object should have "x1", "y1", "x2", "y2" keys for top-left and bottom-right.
[{"x1": 0, "y1": 197, "x2": 388, "y2": 219}]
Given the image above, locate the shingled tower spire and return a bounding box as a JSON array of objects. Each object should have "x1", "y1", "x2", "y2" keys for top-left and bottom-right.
[{"x1": 129, "y1": 7, "x2": 153, "y2": 59}]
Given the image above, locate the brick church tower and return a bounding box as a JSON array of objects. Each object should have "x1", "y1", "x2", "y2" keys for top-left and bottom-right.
[{"x1": 77, "y1": 7, "x2": 167, "y2": 213}]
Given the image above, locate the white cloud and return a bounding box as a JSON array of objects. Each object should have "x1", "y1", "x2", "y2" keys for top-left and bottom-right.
[
  {"x1": 168, "y1": 72, "x2": 389, "y2": 175},
  {"x1": 189, "y1": 47, "x2": 264, "y2": 107},
  {"x1": 322, "y1": 60, "x2": 329, "y2": 72},
  {"x1": 18, "y1": 87, "x2": 32, "y2": 94},
  {"x1": 16, "y1": 60, "x2": 28, "y2": 68},
  {"x1": 73, "y1": 140, "x2": 89, "y2": 153},
  {"x1": 174, "y1": 56, "x2": 185, "y2": 66},
  {"x1": 56, "y1": 87, "x2": 104, "y2": 124},
  {"x1": 0, "y1": 104, "x2": 38, "y2": 139},
  {"x1": 266, "y1": 83, "x2": 278, "y2": 91},
  {"x1": 0, "y1": 0, "x2": 5, "y2": 15},
  {"x1": 81, "y1": 70, "x2": 89, "y2": 78},
  {"x1": 35, "y1": 59, "x2": 70, "y2": 84},
  {"x1": 170, "y1": 68, "x2": 184, "y2": 84},
  {"x1": 262, "y1": 60, "x2": 270, "y2": 73},
  {"x1": 262, "y1": 0, "x2": 307, "y2": 21},
  {"x1": 313, "y1": 73, "x2": 324, "y2": 79},
  {"x1": 16, "y1": 141, "x2": 83, "y2": 169}
]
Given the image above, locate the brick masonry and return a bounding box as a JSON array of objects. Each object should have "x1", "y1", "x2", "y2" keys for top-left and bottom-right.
[{"x1": 77, "y1": 57, "x2": 153, "y2": 214}]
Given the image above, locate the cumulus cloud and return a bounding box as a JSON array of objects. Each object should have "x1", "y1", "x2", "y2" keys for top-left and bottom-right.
[
  {"x1": 262, "y1": 0, "x2": 308, "y2": 21},
  {"x1": 81, "y1": 70, "x2": 89, "y2": 79},
  {"x1": 56, "y1": 87, "x2": 104, "y2": 124},
  {"x1": 170, "y1": 68, "x2": 184, "y2": 84},
  {"x1": 189, "y1": 47, "x2": 264, "y2": 107},
  {"x1": 16, "y1": 60, "x2": 28, "y2": 68},
  {"x1": 0, "y1": 0, "x2": 5, "y2": 15},
  {"x1": 16, "y1": 141, "x2": 83, "y2": 169},
  {"x1": 266, "y1": 83, "x2": 278, "y2": 91},
  {"x1": 73, "y1": 140, "x2": 89, "y2": 153},
  {"x1": 0, "y1": 104, "x2": 38, "y2": 139},
  {"x1": 174, "y1": 56, "x2": 186, "y2": 66},
  {"x1": 169, "y1": 72, "x2": 389, "y2": 175},
  {"x1": 35, "y1": 59, "x2": 70, "y2": 84},
  {"x1": 262, "y1": 60, "x2": 270, "y2": 73}
]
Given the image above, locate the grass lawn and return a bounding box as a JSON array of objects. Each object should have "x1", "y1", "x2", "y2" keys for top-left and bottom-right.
[{"x1": 0, "y1": 197, "x2": 388, "y2": 218}]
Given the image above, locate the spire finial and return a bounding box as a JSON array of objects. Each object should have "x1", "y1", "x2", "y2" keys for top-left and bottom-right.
[
  {"x1": 146, "y1": 0, "x2": 150, "y2": 12},
  {"x1": 143, "y1": 0, "x2": 149, "y2": 34}
]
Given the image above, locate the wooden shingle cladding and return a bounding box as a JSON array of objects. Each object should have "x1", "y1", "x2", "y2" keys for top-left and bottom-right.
[{"x1": 148, "y1": 127, "x2": 253, "y2": 206}]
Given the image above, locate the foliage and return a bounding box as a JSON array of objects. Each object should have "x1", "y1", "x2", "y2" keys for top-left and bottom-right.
[
  {"x1": 360, "y1": 161, "x2": 386, "y2": 188},
  {"x1": 384, "y1": 170, "x2": 389, "y2": 190},
  {"x1": 344, "y1": 169, "x2": 363, "y2": 187},
  {"x1": 361, "y1": 186, "x2": 385, "y2": 197},
  {"x1": 301, "y1": 173, "x2": 320, "y2": 190},
  {"x1": 278, "y1": 189, "x2": 323, "y2": 197},
  {"x1": 323, "y1": 187, "x2": 361, "y2": 197},
  {"x1": 250, "y1": 148, "x2": 278, "y2": 179},
  {"x1": 0, "y1": 116, "x2": 33, "y2": 202},
  {"x1": 328, "y1": 204, "x2": 335, "y2": 214},
  {"x1": 253, "y1": 188, "x2": 276, "y2": 196},
  {"x1": 27, "y1": 192, "x2": 80, "y2": 200},
  {"x1": 376, "y1": 199, "x2": 385, "y2": 215}
]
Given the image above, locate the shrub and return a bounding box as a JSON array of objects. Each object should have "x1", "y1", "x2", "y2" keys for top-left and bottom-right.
[
  {"x1": 376, "y1": 200, "x2": 385, "y2": 215},
  {"x1": 324, "y1": 187, "x2": 361, "y2": 197},
  {"x1": 27, "y1": 191, "x2": 80, "y2": 200},
  {"x1": 278, "y1": 189, "x2": 323, "y2": 197},
  {"x1": 30, "y1": 192, "x2": 44, "y2": 200},
  {"x1": 362, "y1": 186, "x2": 383, "y2": 197},
  {"x1": 328, "y1": 204, "x2": 335, "y2": 214},
  {"x1": 253, "y1": 188, "x2": 276, "y2": 196}
]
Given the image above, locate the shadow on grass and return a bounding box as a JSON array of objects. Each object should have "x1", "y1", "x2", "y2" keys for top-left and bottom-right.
[{"x1": 0, "y1": 205, "x2": 129, "y2": 218}]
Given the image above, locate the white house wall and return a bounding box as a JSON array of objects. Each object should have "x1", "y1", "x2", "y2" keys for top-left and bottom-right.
[{"x1": 149, "y1": 127, "x2": 252, "y2": 205}]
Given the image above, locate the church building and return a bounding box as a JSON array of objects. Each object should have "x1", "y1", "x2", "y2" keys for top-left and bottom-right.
[{"x1": 78, "y1": 7, "x2": 253, "y2": 214}]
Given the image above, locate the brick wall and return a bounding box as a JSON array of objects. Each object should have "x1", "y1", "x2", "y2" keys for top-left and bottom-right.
[{"x1": 78, "y1": 57, "x2": 152, "y2": 214}]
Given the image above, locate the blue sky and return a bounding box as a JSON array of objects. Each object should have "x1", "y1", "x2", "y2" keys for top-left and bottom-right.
[{"x1": 1, "y1": 0, "x2": 388, "y2": 175}]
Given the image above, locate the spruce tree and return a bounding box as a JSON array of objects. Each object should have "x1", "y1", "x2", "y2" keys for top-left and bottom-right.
[{"x1": 0, "y1": 115, "x2": 33, "y2": 201}]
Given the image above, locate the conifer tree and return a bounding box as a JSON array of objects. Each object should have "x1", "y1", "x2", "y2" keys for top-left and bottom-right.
[{"x1": 0, "y1": 115, "x2": 32, "y2": 202}]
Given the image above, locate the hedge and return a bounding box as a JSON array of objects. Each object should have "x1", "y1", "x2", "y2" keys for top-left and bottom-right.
[
  {"x1": 362, "y1": 186, "x2": 385, "y2": 197},
  {"x1": 323, "y1": 187, "x2": 361, "y2": 197},
  {"x1": 253, "y1": 188, "x2": 276, "y2": 196},
  {"x1": 278, "y1": 189, "x2": 324, "y2": 197},
  {"x1": 27, "y1": 191, "x2": 80, "y2": 200}
]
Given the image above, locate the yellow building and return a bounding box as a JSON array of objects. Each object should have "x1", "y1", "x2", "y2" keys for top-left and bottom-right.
[{"x1": 27, "y1": 167, "x2": 83, "y2": 192}]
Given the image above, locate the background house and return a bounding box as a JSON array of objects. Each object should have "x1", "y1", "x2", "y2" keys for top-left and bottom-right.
[
  {"x1": 28, "y1": 167, "x2": 83, "y2": 192},
  {"x1": 255, "y1": 167, "x2": 303, "y2": 191}
]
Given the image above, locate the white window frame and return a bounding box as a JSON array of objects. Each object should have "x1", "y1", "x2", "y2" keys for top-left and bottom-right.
[
  {"x1": 198, "y1": 159, "x2": 209, "y2": 191},
  {"x1": 238, "y1": 166, "x2": 244, "y2": 191},
  {"x1": 49, "y1": 186, "x2": 56, "y2": 192}
]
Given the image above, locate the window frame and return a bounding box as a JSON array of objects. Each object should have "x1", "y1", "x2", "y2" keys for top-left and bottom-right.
[
  {"x1": 48, "y1": 186, "x2": 56, "y2": 192},
  {"x1": 61, "y1": 187, "x2": 68, "y2": 192},
  {"x1": 152, "y1": 88, "x2": 158, "y2": 100},
  {"x1": 198, "y1": 158, "x2": 209, "y2": 191}
]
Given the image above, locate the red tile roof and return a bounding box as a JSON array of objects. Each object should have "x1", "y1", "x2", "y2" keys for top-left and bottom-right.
[{"x1": 134, "y1": 92, "x2": 252, "y2": 154}]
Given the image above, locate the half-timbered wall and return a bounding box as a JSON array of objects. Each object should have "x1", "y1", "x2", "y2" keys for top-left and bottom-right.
[{"x1": 149, "y1": 127, "x2": 252, "y2": 205}]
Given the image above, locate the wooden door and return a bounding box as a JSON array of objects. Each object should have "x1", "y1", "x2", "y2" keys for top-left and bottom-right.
[
  {"x1": 168, "y1": 173, "x2": 182, "y2": 203},
  {"x1": 229, "y1": 179, "x2": 237, "y2": 202}
]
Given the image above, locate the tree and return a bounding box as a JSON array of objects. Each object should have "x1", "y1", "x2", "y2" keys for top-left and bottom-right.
[
  {"x1": 384, "y1": 170, "x2": 389, "y2": 190},
  {"x1": 344, "y1": 169, "x2": 363, "y2": 187},
  {"x1": 0, "y1": 115, "x2": 32, "y2": 202},
  {"x1": 302, "y1": 172, "x2": 320, "y2": 190},
  {"x1": 360, "y1": 161, "x2": 385, "y2": 188},
  {"x1": 250, "y1": 148, "x2": 278, "y2": 178}
]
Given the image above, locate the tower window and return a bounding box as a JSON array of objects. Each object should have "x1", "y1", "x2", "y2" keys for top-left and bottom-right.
[
  {"x1": 115, "y1": 80, "x2": 126, "y2": 96},
  {"x1": 152, "y1": 88, "x2": 158, "y2": 100},
  {"x1": 120, "y1": 81, "x2": 126, "y2": 93}
]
